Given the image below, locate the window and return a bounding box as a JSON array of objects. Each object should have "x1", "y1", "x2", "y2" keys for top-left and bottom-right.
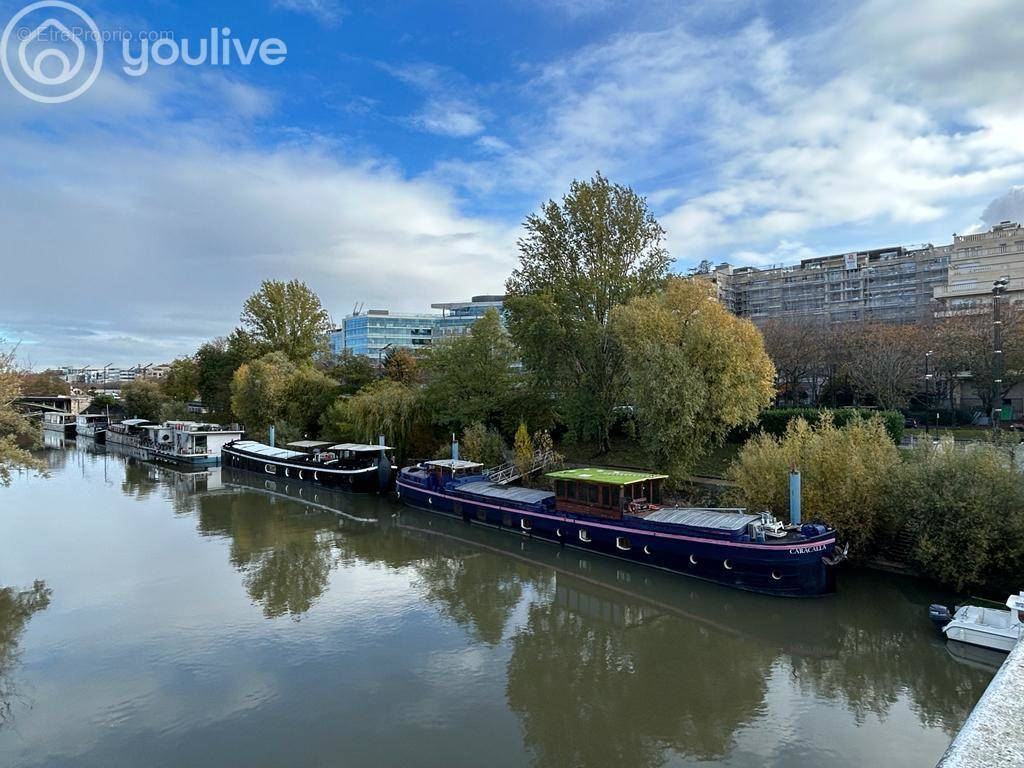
[
  {"x1": 616, "y1": 537, "x2": 631, "y2": 551},
  {"x1": 476, "y1": 508, "x2": 486, "y2": 522},
  {"x1": 567, "y1": 482, "x2": 576, "y2": 500},
  {"x1": 555, "y1": 480, "x2": 565, "y2": 498},
  {"x1": 520, "y1": 518, "x2": 532, "y2": 531},
  {"x1": 601, "y1": 486, "x2": 610, "y2": 506},
  {"x1": 502, "y1": 512, "x2": 513, "y2": 527},
  {"x1": 579, "y1": 529, "x2": 591, "y2": 543},
  {"x1": 588, "y1": 484, "x2": 598, "y2": 503}
]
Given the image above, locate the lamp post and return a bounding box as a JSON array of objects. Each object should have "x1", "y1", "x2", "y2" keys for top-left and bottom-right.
[
  {"x1": 992, "y1": 278, "x2": 1009, "y2": 436},
  {"x1": 924, "y1": 350, "x2": 933, "y2": 435}
]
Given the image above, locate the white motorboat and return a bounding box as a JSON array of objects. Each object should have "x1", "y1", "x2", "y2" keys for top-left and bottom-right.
[{"x1": 930, "y1": 592, "x2": 1024, "y2": 653}]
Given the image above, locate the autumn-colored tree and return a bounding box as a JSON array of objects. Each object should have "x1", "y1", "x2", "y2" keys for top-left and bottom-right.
[
  {"x1": 612, "y1": 277, "x2": 775, "y2": 480},
  {"x1": 513, "y1": 422, "x2": 533, "y2": 478},
  {"x1": 0, "y1": 345, "x2": 46, "y2": 486},
  {"x1": 761, "y1": 318, "x2": 828, "y2": 405},
  {"x1": 505, "y1": 172, "x2": 672, "y2": 451},
  {"x1": 17, "y1": 370, "x2": 70, "y2": 396},
  {"x1": 382, "y1": 347, "x2": 419, "y2": 386},
  {"x1": 840, "y1": 322, "x2": 925, "y2": 409}
]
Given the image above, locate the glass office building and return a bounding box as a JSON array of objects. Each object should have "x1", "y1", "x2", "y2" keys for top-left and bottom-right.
[{"x1": 330, "y1": 296, "x2": 506, "y2": 358}]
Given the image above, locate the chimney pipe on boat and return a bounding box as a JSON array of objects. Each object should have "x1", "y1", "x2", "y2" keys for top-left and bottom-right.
[
  {"x1": 269, "y1": 425, "x2": 276, "y2": 448},
  {"x1": 789, "y1": 470, "x2": 801, "y2": 526},
  {"x1": 452, "y1": 434, "x2": 459, "y2": 463}
]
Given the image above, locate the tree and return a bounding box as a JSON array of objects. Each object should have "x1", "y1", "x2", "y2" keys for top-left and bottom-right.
[
  {"x1": 17, "y1": 370, "x2": 69, "y2": 396},
  {"x1": 458, "y1": 422, "x2": 508, "y2": 468},
  {"x1": 281, "y1": 366, "x2": 339, "y2": 439},
  {"x1": 423, "y1": 309, "x2": 518, "y2": 432},
  {"x1": 343, "y1": 380, "x2": 431, "y2": 462},
  {"x1": 761, "y1": 318, "x2": 828, "y2": 406},
  {"x1": 840, "y1": 322, "x2": 925, "y2": 409},
  {"x1": 932, "y1": 308, "x2": 1024, "y2": 412},
  {"x1": 382, "y1": 347, "x2": 419, "y2": 386},
  {"x1": 161, "y1": 358, "x2": 199, "y2": 403},
  {"x1": 326, "y1": 350, "x2": 375, "y2": 395},
  {"x1": 238, "y1": 279, "x2": 331, "y2": 363},
  {"x1": 195, "y1": 337, "x2": 247, "y2": 419},
  {"x1": 230, "y1": 352, "x2": 296, "y2": 442},
  {"x1": 727, "y1": 414, "x2": 901, "y2": 558},
  {"x1": 612, "y1": 278, "x2": 776, "y2": 480},
  {"x1": 505, "y1": 172, "x2": 672, "y2": 451},
  {"x1": 0, "y1": 345, "x2": 46, "y2": 486},
  {"x1": 121, "y1": 379, "x2": 166, "y2": 422},
  {"x1": 513, "y1": 422, "x2": 533, "y2": 478}
]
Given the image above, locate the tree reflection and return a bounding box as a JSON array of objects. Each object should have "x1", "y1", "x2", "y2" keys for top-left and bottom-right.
[
  {"x1": 193, "y1": 489, "x2": 339, "y2": 619},
  {"x1": 0, "y1": 581, "x2": 52, "y2": 729},
  {"x1": 787, "y1": 574, "x2": 991, "y2": 735},
  {"x1": 506, "y1": 573, "x2": 774, "y2": 768}
]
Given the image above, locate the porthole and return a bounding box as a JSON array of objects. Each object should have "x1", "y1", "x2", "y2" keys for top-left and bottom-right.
[
  {"x1": 616, "y1": 537, "x2": 631, "y2": 551},
  {"x1": 428, "y1": 497, "x2": 433, "y2": 505},
  {"x1": 771, "y1": 571, "x2": 782, "y2": 581},
  {"x1": 521, "y1": 518, "x2": 532, "y2": 531},
  {"x1": 579, "y1": 530, "x2": 591, "y2": 543},
  {"x1": 724, "y1": 560, "x2": 733, "y2": 570},
  {"x1": 643, "y1": 545, "x2": 653, "y2": 555},
  {"x1": 264, "y1": 463, "x2": 275, "y2": 475},
  {"x1": 689, "y1": 554, "x2": 697, "y2": 565},
  {"x1": 314, "y1": 471, "x2": 320, "y2": 481},
  {"x1": 298, "y1": 470, "x2": 304, "y2": 480},
  {"x1": 556, "y1": 528, "x2": 563, "y2": 538},
  {"x1": 285, "y1": 468, "x2": 290, "y2": 478}
]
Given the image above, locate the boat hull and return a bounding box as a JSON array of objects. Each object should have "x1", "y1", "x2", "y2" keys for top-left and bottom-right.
[
  {"x1": 150, "y1": 450, "x2": 221, "y2": 468},
  {"x1": 43, "y1": 422, "x2": 76, "y2": 437},
  {"x1": 395, "y1": 478, "x2": 836, "y2": 597},
  {"x1": 222, "y1": 444, "x2": 392, "y2": 494},
  {"x1": 944, "y1": 621, "x2": 1020, "y2": 653}
]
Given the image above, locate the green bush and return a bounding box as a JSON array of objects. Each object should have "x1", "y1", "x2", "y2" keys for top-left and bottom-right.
[
  {"x1": 757, "y1": 408, "x2": 904, "y2": 444},
  {"x1": 891, "y1": 442, "x2": 1024, "y2": 591}
]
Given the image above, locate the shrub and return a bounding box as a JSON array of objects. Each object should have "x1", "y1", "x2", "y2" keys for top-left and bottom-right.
[
  {"x1": 727, "y1": 414, "x2": 901, "y2": 558},
  {"x1": 891, "y1": 441, "x2": 1024, "y2": 591},
  {"x1": 459, "y1": 422, "x2": 508, "y2": 468},
  {"x1": 757, "y1": 408, "x2": 904, "y2": 444}
]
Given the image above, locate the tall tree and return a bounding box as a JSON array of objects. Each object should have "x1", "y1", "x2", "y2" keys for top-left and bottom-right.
[
  {"x1": 423, "y1": 309, "x2": 518, "y2": 432},
  {"x1": 121, "y1": 379, "x2": 166, "y2": 422},
  {"x1": 842, "y1": 322, "x2": 925, "y2": 410},
  {"x1": 932, "y1": 308, "x2": 1024, "y2": 412},
  {"x1": 238, "y1": 279, "x2": 331, "y2": 363},
  {"x1": 0, "y1": 346, "x2": 46, "y2": 486},
  {"x1": 343, "y1": 380, "x2": 431, "y2": 462},
  {"x1": 613, "y1": 278, "x2": 775, "y2": 479},
  {"x1": 761, "y1": 318, "x2": 828, "y2": 406},
  {"x1": 326, "y1": 350, "x2": 376, "y2": 395},
  {"x1": 161, "y1": 358, "x2": 199, "y2": 403},
  {"x1": 505, "y1": 172, "x2": 671, "y2": 451}
]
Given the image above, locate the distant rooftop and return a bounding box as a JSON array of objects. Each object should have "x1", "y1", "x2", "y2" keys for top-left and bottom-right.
[{"x1": 547, "y1": 468, "x2": 668, "y2": 485}]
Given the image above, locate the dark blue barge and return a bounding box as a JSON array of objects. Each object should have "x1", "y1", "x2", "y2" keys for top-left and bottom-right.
[{"x1": 396, "y1": 461, "x2": 842, "y2": 596}]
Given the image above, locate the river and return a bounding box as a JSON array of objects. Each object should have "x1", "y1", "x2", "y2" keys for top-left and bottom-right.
[{"x1": 0, "y1": 438, "x2": 996, "y2": 767}]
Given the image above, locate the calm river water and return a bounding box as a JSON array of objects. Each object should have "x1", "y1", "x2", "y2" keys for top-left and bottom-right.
[{"x1": 0, "y1": 439, "x2": 996, "y2": 767}]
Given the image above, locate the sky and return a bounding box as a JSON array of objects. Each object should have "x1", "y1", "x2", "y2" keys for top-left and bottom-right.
[{"x1": 2, "y1": 0, "x2": 1024, "y2": 368}]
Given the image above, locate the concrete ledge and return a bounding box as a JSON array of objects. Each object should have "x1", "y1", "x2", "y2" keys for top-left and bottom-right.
[{"x1": 937, "y1": 639, "x2": 1024, "y2": 767}]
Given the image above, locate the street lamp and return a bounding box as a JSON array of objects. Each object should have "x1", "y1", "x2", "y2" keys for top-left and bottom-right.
[
  {"x1": 992, "y1": 277, "x2": 1010, "y2": 435},
  {"x1": 924, "y1": 350, "x2": 933, "y2": 435}
]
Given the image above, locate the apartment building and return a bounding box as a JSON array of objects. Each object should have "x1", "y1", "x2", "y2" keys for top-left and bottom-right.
[{"x1": 933, "y1": 221, "x2": 1024, "y2": 316}]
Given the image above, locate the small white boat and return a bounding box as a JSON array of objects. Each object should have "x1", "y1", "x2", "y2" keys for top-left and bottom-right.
[{"x1": 931, "y1": 592, "x2": 1024, "y2": 653}]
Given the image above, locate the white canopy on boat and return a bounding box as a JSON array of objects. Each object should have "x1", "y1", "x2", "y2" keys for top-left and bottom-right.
[{"x1": 330, "y1": 443, "x2": 392, "y2": 452}]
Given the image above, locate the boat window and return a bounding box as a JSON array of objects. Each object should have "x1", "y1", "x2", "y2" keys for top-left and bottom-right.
[
  {"x1": 476, "y1": 508, "x2": 487, "y2": 522},
  {"x1": 520, "y1": 518, "x2": 532, "y2": 531},
  {"x1": 588, "y1": 484, "x2": 598, "y2": 503},
  {"x1": 601, "y1": 486, "x2": 610, "y2": 506},
  {"x1": 555, "y1": 480, "x2": 565, "y2": 498},
  {"x1": 566, "y1": 482, "x2": 576, "y2": 500},
  {"x1": 264, "y1": 464, "x2": 276, "y2": 474},
  {"x1": 616, "y1": 537, "x2": 630, "y2": 551},
  {"x1": 579, "y1": 529, "x2": 591, "y2": 543},
  {"x1": 611, "y1": 486, "x2": 620, "y2": 508},
  {"x1": 652, "y1": 481, "x2": 662, "y2": 504},
  {"x1": 502, "y1": 512, "x2": 513, "y2": 527}
]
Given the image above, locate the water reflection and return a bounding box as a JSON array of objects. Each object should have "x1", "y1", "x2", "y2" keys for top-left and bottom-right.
[
  {"x1": 0, "y1": 582, "x2": 51, "y2": 730},
  {"x1": 5, "y1": 444, "x2": 994, "y2": 768}
]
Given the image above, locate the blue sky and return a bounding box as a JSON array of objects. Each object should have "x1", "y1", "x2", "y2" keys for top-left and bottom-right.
[{"x1": 2, "y1": 0, "x2": 1024, "y2": 366}]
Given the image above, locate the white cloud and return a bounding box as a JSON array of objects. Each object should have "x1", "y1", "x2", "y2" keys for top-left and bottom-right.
[
  {"x1": 414, "y1": 99, "x2": 486, "y2": 137},
  {"x1": 982, "y1": 187, "x2": 1024, "y2": 226},
  {"x1": 273, "y1": 0, "x2": 347, "y2": 26}
]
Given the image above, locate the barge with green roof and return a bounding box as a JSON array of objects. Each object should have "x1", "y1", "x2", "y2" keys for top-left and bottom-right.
[{"x1": 396, "y1": 455, "x2": 842, "y2": 596}]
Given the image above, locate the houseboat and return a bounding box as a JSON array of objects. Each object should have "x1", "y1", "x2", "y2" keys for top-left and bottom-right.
[
  {"x1": 395, "y1": 460, "x2": 843, "y2": 597},
  {"x1": 75, "y1": 413, "x2": 108, "y2": 442},
  {"x1": 148, "y1": 421, "x2": 245, "y2": 467},
  {"x1": 42, "y1": 411, "x2": 77, "y2": 436},
  {"x1": 105, "y1": 418, "x2": 159, "y2": 449},
  {"x1": 221, "y1": 439, "x2": 395, "y2": 493}
]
